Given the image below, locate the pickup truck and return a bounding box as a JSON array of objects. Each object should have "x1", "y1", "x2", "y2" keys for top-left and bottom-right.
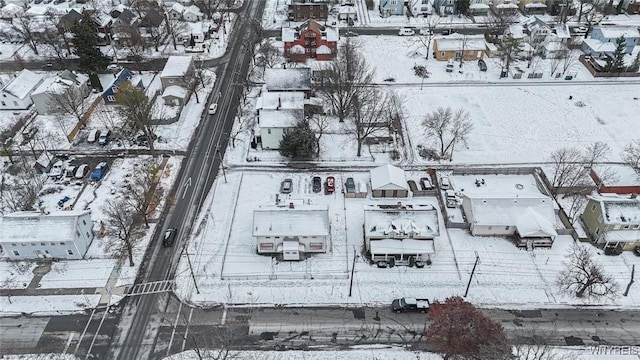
[{"x1": 391, "y1": 297, "x2": 430, "y2": 313}]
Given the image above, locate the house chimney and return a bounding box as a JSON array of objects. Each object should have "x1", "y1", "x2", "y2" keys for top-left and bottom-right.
[{"x1": 289, "y1": 202, "x2": 295, "y2": 209}]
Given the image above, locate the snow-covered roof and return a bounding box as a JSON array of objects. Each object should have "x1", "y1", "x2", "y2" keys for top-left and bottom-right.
[
  {"x1": 1, "y1": 69, "x2": 44, "y2": 100},
  {"x1": 507, "y1": 25, "x2": 525, "y2": 38},
  {"x1": 435, "y1": 34, "x2": 488, "y2": 52},
  {"x1": 161, "y1": 56, "x2": 193, "y2": 78},
  {"x1": 0, "y1": 210, "x2": 91, "y2": 244},
  {"x1": 26, "y1": 5, "x2": 51, "y2": 16},
  {"x1": 370, "y1": 164, "x2": 408, "y2": 191},
  {"x1": 289, "y1": 44, "x2": 305, "y2": 54},
  {"x1": 256, "y1": 91, "x2": 305, "y2": 110},
  {"x1": 253, "y1": 205, "x2": 329, "y2": 237},
  {"x1": 496, "y1": 3, "x2": 518, "y2": 8},
  {"x1": 605, "y1": 230, "x2": 640, "y2": 243},
  {"x1": 264, "y1": 68, "x2": 312, "y2": 92},
  {"x1": 162, "y1": 85, "x2": 188, "y2": 99},
  {"x1": 583, "y1": 38, "x2": 617, "y2": 52},
  {"x1": 595, "y1": 26, "x2": 640, "y2": 39},
  {"x1": 171, "y1": 2, "x2": 185, "y2": 12},
  {"x1": 364, "y1": 204, "x2": 439, "y2": 239},
  {"x1": 259, "y1": 109, "x2": 303, "y2": 128},
  {"x1": 31, "y1": 77, "x2": 67, "y2": 96},
  {"x1": 525, "y1": 3, "x2": 547, "y2": 7},
  {"x1": 187, "y1": 21, "x2": 203, "y2": 33},
  {"x1": 369, "y1": 238, "x2": 435, "y2": 256},
  {"x1": 469, "y1": 3, "x2": 490, "y2": 9},
  {"x1": 1, "y1": 3, "x2": 23, "y2": 17},
  {"x1": 462, "y1": 193, "x2": 556, "y2": 228},
  {"x1": 316, "y1": 45, "x2": 332, "y2": 54},
  {"x1": 515, "y1": 207, "x2": 558, "y2": 237},
  {"x1": 184, "y1": 5, "x2": 203, "y2": 15},
  {"x1": 339, "y1": 5, "x2": 356, "y2": 13},
  {"x1": 282, "y1": 27, "x2": 296, "y2": 42},
  {"x1": 591, "y1": 195, "x2": 640, "y2": 225},
  {"x1": 543, "y1": 41, "x2": 567, "y2": 52},
  {"x1": 553, "y1": 24, "x2": 571, "y2": 39}
]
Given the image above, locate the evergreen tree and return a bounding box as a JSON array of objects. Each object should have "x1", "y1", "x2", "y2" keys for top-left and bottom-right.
[
  {"x1": 498, "y1": 35, "x2": 523, "y2": 74},
  {"x1": 627, "y1": 51, "x2": 640, "y2": 73},
  {"x1": 605, "y1": 35, "x2": 626, "y2": 73},
  {"x1": 72, "y1": 11, "x2": 110, "y2": 74},
  {"x1": 279, "y1": 120, "x2": 317, "y2": 160},
  {"x1": 455, "y1": 0, "x2": 470, "y2": 15}
]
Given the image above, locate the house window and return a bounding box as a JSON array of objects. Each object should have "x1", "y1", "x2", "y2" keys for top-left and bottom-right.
[
  {"x1": 51, "y1": 242, "x2": 56, "y2": 246},
  {"x1": 267, "y1": 129, "x2": 271, "y2": 134},
  {"x1": 598, "y1": 214, "x2": 603, "y2": 223},
  {"x1": 168, "y1": 79, "x2": 174, "y2": 83},
  {"x1": 60, "y1": 242, "x2": 66, "y2": 245},
  {"x1": 441, "y1": 52, "x2": 445, "y2": 57},
  {"x1": 13, "y1": 250, "x2": 19, "y2": 256},
  {"x1": 107, "y1": 95, "x2": 115, "y2": 102},
  {"x1": 594, "y1": 227, "x2": 600, "y2": 237},
  {"x1": 83, "y1": 219, "x2": 87, "y2": 225},
  {"x1": 40, "y1": 243, "x2": 46, "y2": 246},
  {"x1": 488, "y1": 226, "x2": 493, "y2": 230},
  {"x1": 259, "y1": 243, "x2": 273, "y2": 250},
  {"x1": 30, "y1": 243, "x2": 36, "y2": 246},
  {"x1": 390, "y1": 0, "x2": 397, "y2": 4},
  {"x1": 505, "y1": 226, "x2": 510, "y2": 230},
  {"x1": 633, "y1": 225, "x2": 639, "y2": 229},
  {"x1": 21, "y1": 243, "x2": 27, "y2": 246},
  {"x1": 623, "y1": 225, "x2": 630, "y2": 229},
  {"x1": 309, "y1": 242, "x2": 323, "y2": 250},
  {"x1": 591, "y1": 204, "x2": 596, "y2": 212},
  {"x1": 67, "y1": 250, "x2": 74, "y2": 255}
]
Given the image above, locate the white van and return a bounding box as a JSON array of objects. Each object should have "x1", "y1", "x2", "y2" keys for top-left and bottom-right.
[
  {"x1": 398, "y1": 28, "x2": 415, "y2": 36},
  {"x1": 440, "y1": 176, "x2": 451, "y2": 189},
  {"x1": 87, "y1": 129, "x2": 100, "y2": 143},
  {"x1": 445, "y1": 190, "x2": 457, "y2": 208}
]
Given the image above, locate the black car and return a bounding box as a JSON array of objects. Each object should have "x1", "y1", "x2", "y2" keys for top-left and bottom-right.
[
  {"x1": 163, "y1": 228, "x2": 177, "y2": 247},
  {"x1": 478, "y1": 59, "x2": 487, "y2": 72},
  {"x1": 312, "y1": 176, "x2": 322, "y2": 193},
  {"x1": 345, "y1": 177, "x2": 356, "y2": 193}
]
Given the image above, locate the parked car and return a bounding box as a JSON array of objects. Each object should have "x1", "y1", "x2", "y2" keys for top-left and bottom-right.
[
  {"x1": 392, "y1": 297, "x2": 430, "y2": 313},
  {"x1": 440, "y1": 176, "x2": 451, "y2": 189},
  {"x1": 445, "y1": 190, "x2": 458, "y2": 208},
  {"x1": 419, "y1": 177, "x2": 433, "y2": 190},
  {"x1": 87, "y1": 129, "x2": 100, "y2": 143},
  {"x1": 312, "y1": 176, "x2": 322, "y2": 193},
  {"x1": 478, "y1": 59, "x2": 487, "y2": 72},
  {"x1": 106, "y1": 64, "x2": 120, "y2": 71},
  {"x1": 208, "y1": 103, "x2": 218, "y2": 115},
  {"x1": 163, "y1": 228, "x2": 177, "y2": 247},
  {"x1": 75, "y1": 164, "x2": 90, "y2": 179},
  {"x1": 419, "y1": 28, "x2": 432, "y2": 36},
  {"x1": 65, "y1": 165, "x2": 77, "y2": 178},
  {"x1": 398, "y1": 28, "x2": 415, "y2": 36},
  {"x1": 345, "y1": 177, "x2": 356, "y2": 193},
  {"x1": 98, "y1": 130, "x2": 111, "y2": 145},
  {"x1": 280, "y1": 178, "x2": 293, "y2": 194},
  {"x1": 90, "y1": 162, "x2": 109, "y2": 181},
  {"x1": 446, "y1": 59, "x2": 454, "y2": 73},
  {"x1": 48, "y1": 161, "x2": 64, "y2": 179},
  {"x1": 325, "y1": 176, "x2": 335, "y2": 193}
]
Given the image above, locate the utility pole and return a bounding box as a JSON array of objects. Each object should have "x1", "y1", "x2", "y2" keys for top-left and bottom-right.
[
  {"x1": 624, "y1": 264, "x2": 635, "y2": 297},
  {"x1": 464, "y1": 252, "x2": 480, "y2": 298},
  {"x1": 348, "y1": 246, "x2": 358, "y2": 297},
  {"x1": 183, "y1": 242, "x2": 200, "y2": 294},
  {"x1": 216, "y1": 147, "x2": 227, "y2": 183}
]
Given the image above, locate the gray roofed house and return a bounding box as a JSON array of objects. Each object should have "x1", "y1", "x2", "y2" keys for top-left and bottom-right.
[{"x1": 264, "y1": 68, "x2": 312, "y2": 96}]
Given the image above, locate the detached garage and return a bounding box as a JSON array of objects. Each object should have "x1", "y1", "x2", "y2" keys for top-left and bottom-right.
[{"x1": 370, "y1": 164, "x2": 409, "y2": 198}]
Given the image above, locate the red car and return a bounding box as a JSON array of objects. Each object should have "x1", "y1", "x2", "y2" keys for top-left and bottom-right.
[{"x1": 325, "y1": 176, "x2": 335, "y2": 193}]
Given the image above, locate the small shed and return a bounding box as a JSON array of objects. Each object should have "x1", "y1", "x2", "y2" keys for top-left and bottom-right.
[
  {"x1": 162, "y1": 85, "x2": 189, "y2": 106},
  {"x1": 370, "y1": 164, "x2": 408, "y2": 198}
]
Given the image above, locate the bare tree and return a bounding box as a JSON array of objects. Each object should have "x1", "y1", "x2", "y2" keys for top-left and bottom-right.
[
  {"x1": 621, "y1": 140, "x2": 640, "y2": 171},
  {"x1": 560, "y1": 49, "x2": 579, "y2": 75},
  {"x1": 422, "y1": 107, "x2": 473, "y2": 160},
  {"x1": 184, "y1": 67, "x2": 213, "y2": 104},
  {"x1": 499, "y1": 35, "x2": 524, "y2": 74},
  {"x1": 582, "y1": 1, "x2": 606, "y2": 36},
  {"x1": 414, "y1": 16, "x2": 440, "y2": 59},
  {"x1": 255, "y1": 40, "x2": 283, "y2": 71},
  {"x1": 549, "y1": 53, "x2": 563, "y2": 77},
  {"x1": 115, "y1": 82, "x2": 159, "y2": 151},
  {"x1": 309, "y1": 113, "x2": 330, "y2": 157},
  {"x1": 5, "y1": 14, "x2": 41, "y2": 55},
  {"x1": 458, "y1": 34, "x2": 469, "y2": 68},
  {"x1": 103, "y1": 197, "x2": 144, "y2": 267},
  {"x1": 227, "y1": 114, "x2": 254, "y2": 148},
  {"x1": 557, "y1": 245, "x2": 617, "y2": 300},
  {"x1": 484, "y1": 11, "x2": 518, "y2": 41},
  {"x1": 165, "y1": 15, "x2": 190, "y2": 50},
  {"x1": 315, "y1": 38, "x2": 375, "y2": 123},
  {"x1": 49, "y1": 86, "x2": 88, "y2": 122},
  {"x1": 349, "y1": 88, "x2": 393, "y2": 157},
  {"x1": 124, "y1": 161, "x2": 163, "y2": 228},
  {"x1": 512, "y1": 327, "x2": 569, "y2": 360},
  {"x1": 0, "y1": 157, "x2": 46, "y2": 214}
]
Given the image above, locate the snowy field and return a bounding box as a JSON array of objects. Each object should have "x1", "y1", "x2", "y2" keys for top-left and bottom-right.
[{"x1": 175, "y1": 169, "x2": 640, "y2": 309}]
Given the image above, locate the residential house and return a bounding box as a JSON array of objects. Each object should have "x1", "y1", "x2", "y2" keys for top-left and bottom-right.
[
  {"x1": 110, "y1": 9, "x2": 139, "y2": 46},
  {"x1": 433, "y1": 0, "x2": 456, "y2": 16},
  {"x1": 282, "y1": 20, "x2": 339, "y2": 62},
  {"x1": 264, "y1": 68, "x2": 313, "y2": 97},
  {"x1": 338, "y1": 4, "x2": 358, "y2": 21},
  {"x1": 582, "y1": 195, "x2": 640, "y2": 250},
  {"x1": 253, "y1": 205, "x2": 330, "y2": 261},
  {"x1": 0, "y1": 70, "x2": 45, "y2": 110},
  {"x1": 0, "y1": 210, "x2": 94, "y2": 260},
  {"x1": 162, "y1": 86, "x2": 188, "y2": 106},
  {"x1": 520, "y1": 0, "x2": 547, "y2": 15},
  {"x1": 168, "y1": 3, "x2": 185, "y2": 19},
  {"x1": 379, "y1": 0, "x2": 404, "y2": 17},
  {"x1": 288, "y1": 1, "x2": 328, "y2": 21},
  {"x1": 137, "y1": 7, "x2": 165, "y2": 42},
  {"x1": 30, "y1": 70, "x2": 90, "y2": 115},
  {"x1": 461, "y1": 193, "x2": 558, "y2": 247},
  {"x1": 492, "y1": 0, "x2": 520, "y2": 15},
  {"x1": 468, "y1": 0, "x2": 490, "y2": 15},
  {"x1": 177, "y1": 22, "x2": 206, "y2": 44},
  {"x1": 582, "y1": 26, "x2": 640, "y2": 57},
  {"x1": 0, "y1": 3, "x2": 23, "y2": 20},
  {"x1": 258, "y1": 109, "x2": 304, "y2": 150},
  {"x1": 57, "y1": 9, "x2": 83, "y2": 32},
  {"x1": 370, "y1": 164, "x2": 409, "y2": 198},
  {"x1": 169, "y1": 3, "x2": 203, "y2": 22},
  {"x1": 408, "y1": 0, "x2": 433, "y2": 16},
  {"x1": 433, "y1": 33, "x2": 488, "y2": 61},
  {"x1": 364, "y1": 203, "x2": 439, "y2": 266},
  {"x1": 160, "y1": 56, "x2": 194, "y2": 89},
  {"x1": 102, "y1": 68, "x2": 144, "y2": 104},
  {"x1": 590, "y1": 164, "x2": 640, "y2": 195}
]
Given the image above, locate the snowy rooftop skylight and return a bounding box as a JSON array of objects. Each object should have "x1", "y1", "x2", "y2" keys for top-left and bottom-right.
[{"x1": 364, "y1": 204, "x2": 439, "y2": 239}]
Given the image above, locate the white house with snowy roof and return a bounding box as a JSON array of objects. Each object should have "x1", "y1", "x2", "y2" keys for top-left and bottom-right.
[
  {"x1": 0, "y1": 210, "x2": 94, "y2": 260},
  {"x1": 0, "y1": 70, "x2": 45, "y2": 110},
  {"x1": 253, "y1": 205, "x2": 329, "y2": 261},
  {"x1": 30, "y1": 70, "x2": 89, "y2": 114},
  {"x1": 160, "y1": 56, "x2": 194, "y2": 90},
  {"x1": 582, "y1": 26, "x2": 640, "y2": 57},
  {"x1": 364, "y1": 203, "x2": 439, "y2": 267},
  {"x1": 461, "y1": 193, "x2": 558, "y2": 247},
  {"x1": 258, "y1": 109, "x2": 304, "y2": 150},
  {"x1": 582, "y1": 195, "x2": 640, "y2": 251},
  {"x1": 370, "y1": 164, "x2": 409, "y2": 198}
]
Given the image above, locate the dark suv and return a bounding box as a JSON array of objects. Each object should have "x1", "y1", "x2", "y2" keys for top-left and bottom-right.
[
  {"x1": 163, "y1": 228, "x2": 177, "y2": 247},
  {"x1": 312, "y1": 176, "x2": 322, "y2": 193},
  {"x1": 345, "y1": 177, "x2": 356, "y2": 193}
]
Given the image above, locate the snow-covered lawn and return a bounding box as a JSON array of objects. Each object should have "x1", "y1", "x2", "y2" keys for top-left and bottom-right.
[{"x1": 0, "y1": 294, "x2": 101, "y2": 316}]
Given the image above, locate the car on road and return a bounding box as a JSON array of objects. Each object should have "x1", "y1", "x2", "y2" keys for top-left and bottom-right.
[
  {"x1": 208, "y1": 103, "x2": 218, "y2": 115},
  {"x1": 87, "y1": 129, "x2": 100, "y2": 143},
  {"x1": 419, "y1": 28, "x2": 432, "y2": 36},
  {"x1": 98, "y1": 130, "x2": 110, "y2": 145},
  {"x1": 392, "y1": 297, "x2": 430, "y2": 313},
  {"x1": 325, "y1": 176, "x2": 335, "y2": 193},
  {"x1": 312, "y1": 176, "x2": 322, "y2": 193},
  {"x1": 75, "y1": 164, "x2": 90, "y2": 179},
  {"x1": 90, "y1": 162, "x2": 109, "y2": 181},
  {"x1": 280, "y1": 178, "x2": 293, "y2": 194},
  {"x1": 107, "y1": 64, "x2": 120, "y2": 71},
  {"x1": 345, "y1": 177, "x2": 356, "y2": 193},
  {"x1": 478, "y1": 58, "x2": 487, "y2": 72},
  {"x1": 398, "y1": 28, "x2": 415, "y2": 36},
  {"x1": 163, "y1": 228, "x2": 177, "y2": 247}
]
